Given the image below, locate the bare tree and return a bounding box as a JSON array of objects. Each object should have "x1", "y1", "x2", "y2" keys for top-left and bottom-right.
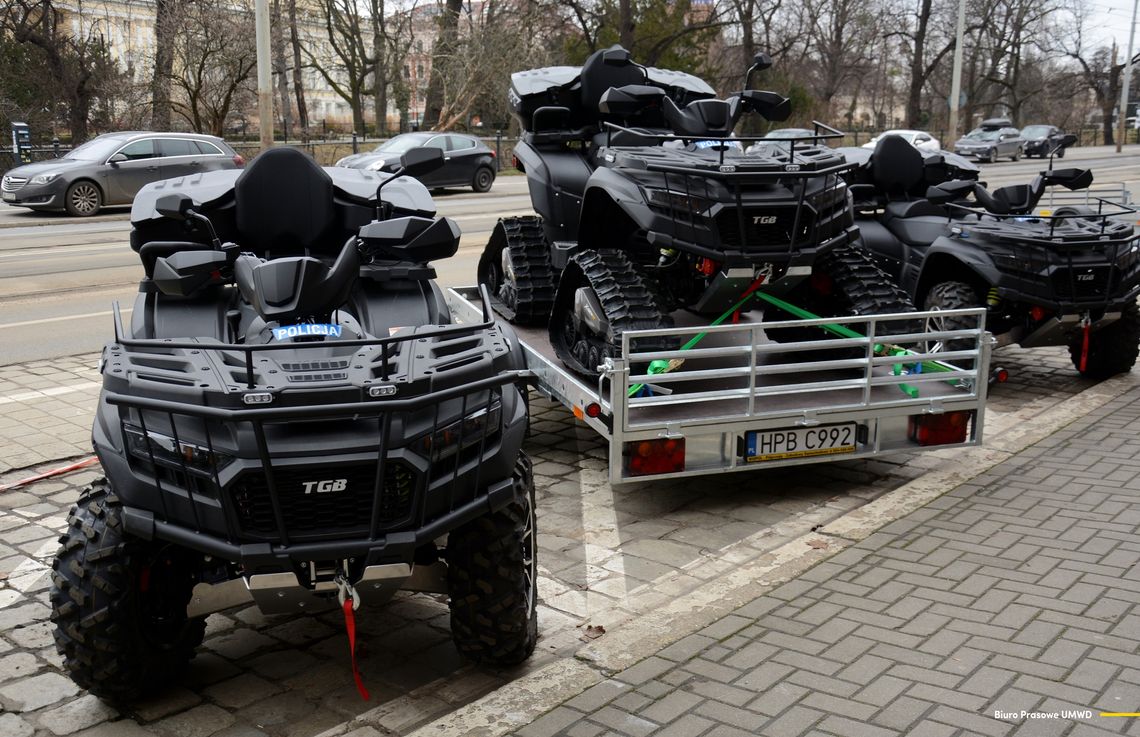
[
  {"x1": 168, "y1": 0, "x2": 257, "y2": 136},
  {"x1": 151, "y1": 0, "x2": 181, "y2": 129},
  {"x1": 0, "y1": 0, "x2": 121, "y2": 141},
  {"x1": 272, "y1": 0, "x2": 293, "y2": 138},
  {"x1": 287, "y1": 0, "x2": 309, "y2": 135},
  {"x1": 1057, "y1": 0, "x2": 1124, "y2": 145},
  {"x1": 422, "y1": 0, "x2": 461, "y2": 128},
  {"x1": 307, "y1": 0, "x2": 375, "y2": 135}
]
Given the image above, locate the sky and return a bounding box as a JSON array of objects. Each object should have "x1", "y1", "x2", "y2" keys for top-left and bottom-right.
[{"x1": 1087, "y1": 0, "x2": 1139, "y2": 51}]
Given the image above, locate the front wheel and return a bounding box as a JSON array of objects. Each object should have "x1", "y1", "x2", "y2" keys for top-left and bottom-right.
[
  {"x1": 1069, "y1": 302, "x2": 1140, "y2": 379},
  {"x1": 923, "y1": 281, "x2": 982, "y2": 357},
  {"x1": 1011, "y1": 147, "x2": 1021, "y2": 162},
  {"x1": 50, "y1": 479, "x2": 205, "y2": 701},
  {"x1": 472, "y1": 167, "x2": 495, "y2": 193},
  {"x1": 447, "y1": 454, "x2": 537, "y2": 665},
  {"x1": 65, "y1": 180, "x2": 102, "y2": 217}
]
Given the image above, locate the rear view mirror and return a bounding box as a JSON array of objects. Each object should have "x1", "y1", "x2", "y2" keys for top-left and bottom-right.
[
  {"x1": 400, "y1": 147, "x2": 445, "y2": 177},
  {"x1": 603, "y1": 47, "x2": 632, "y2": 65},
  {"x1": 749, "y1": 53, "x2": 773, "y2": 74},
  {"x1": 740, "y1": 90, "x2": 791, "y2": 122},
  {"x1": 1059, "y1": 133, "x2": 1078, "y2": 149},
  {"x1": 108, "y1": 152, "x2": 127, "y2": 165},
  {"x1": 155, "y1": 194, "x2": 195, "y2": 221},
  {"x1": 1042, "y1": 167, "x2": 1093, "y2": 191}
]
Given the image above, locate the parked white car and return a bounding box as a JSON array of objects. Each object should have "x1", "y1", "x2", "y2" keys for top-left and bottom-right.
[{"x1": 861, "y1": 129, "x2": 941, "y2": 153}]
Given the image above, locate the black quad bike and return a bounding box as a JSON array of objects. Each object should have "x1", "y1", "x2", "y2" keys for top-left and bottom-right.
[
  {"x1": 49, "y1": 147, "x2": 537, "y2": 701},
  {"x1": 844, "y1": 134, "x2": 1140, "y2": 378},
  {"x1": 479, "y1": 46, "x2": 914, "y2": 377}
]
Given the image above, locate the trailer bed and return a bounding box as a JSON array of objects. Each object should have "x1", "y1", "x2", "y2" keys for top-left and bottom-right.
[{"x1": 448, "y1": 287, "x2": 991, "y2": 483}]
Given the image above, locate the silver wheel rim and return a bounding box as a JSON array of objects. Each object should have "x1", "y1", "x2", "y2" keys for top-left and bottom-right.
[
  {"x1": 924, "y1": 308, "x2": 947, "y2": 354},
  {"x1": 70, "y1": 184, "x2": 99, "y2": 214}
]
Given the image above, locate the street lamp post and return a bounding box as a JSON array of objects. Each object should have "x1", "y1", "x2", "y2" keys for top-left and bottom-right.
[
  {"x1": 1119, "y1": 0, "x2": 1139, "y2": 153},
  {"x1": 947, "y1": 0, "x2": 968, "y2": 140},
  {"x1": 254, "y1": 0, "x2": 274, "y2": 152}
]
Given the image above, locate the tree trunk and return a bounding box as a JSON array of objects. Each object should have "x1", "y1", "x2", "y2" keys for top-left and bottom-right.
[
  {"x1": 272, "y1": 0, "x2": 292, "y2": 140},
  {"x1": 619, "y1": 0, "x2": 634, "y2": 49},
  {"x1": 288, "y1": 0, "x2": 309, "y2": 136},
  {"x1": 905, "y1": 0, "x2": 932, "y2": 127},
  {"x1": 152, "y1": 0, "x2": 178, "y2": 129},
  {"x1": 422, "y1": 0, "x2": 461, "y2": 128},
  {"x1": 372, "y1": 0, "x2": 388, "y2": 136}
]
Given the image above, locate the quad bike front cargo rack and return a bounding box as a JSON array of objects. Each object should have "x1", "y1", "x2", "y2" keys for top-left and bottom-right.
[{"x1": 448, "y1": 287, "x2": 992, "y2": 484}]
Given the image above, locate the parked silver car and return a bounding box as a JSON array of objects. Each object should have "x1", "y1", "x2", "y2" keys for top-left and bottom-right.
[
  {"x1": 1, "y1": 132, "x2": 244, "y2": 216},
  {"x1": 953, "y1": 119, "x2": 1024, "y2": 163}
]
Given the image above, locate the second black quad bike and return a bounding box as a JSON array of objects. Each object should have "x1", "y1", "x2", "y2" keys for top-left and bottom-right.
[
  {"x1": 49, "y1": 146, "x2": 537, "y2": 702},
  {"x1": 844, "y1": 133, "x2": 1140, "y2": 378},
  {"x1": 479, "y1": 45, "x2": 914, "y2": 377}
]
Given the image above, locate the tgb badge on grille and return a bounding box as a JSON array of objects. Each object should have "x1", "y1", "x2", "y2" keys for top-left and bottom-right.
[
  {"x1": 753, "y1": 215, "x2": 779, "y2": 225},
  {"x1": 303, "y1": 479, "x2": 347, "y2": 494}
]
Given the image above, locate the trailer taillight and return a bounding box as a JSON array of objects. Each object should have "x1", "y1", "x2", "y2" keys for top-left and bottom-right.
[
  {"x1": 908, "y1": 411, "x2": 972, "y2": 446},
  {"x1": 624, "y1": 438, "x2": 685, "y2": 477}
]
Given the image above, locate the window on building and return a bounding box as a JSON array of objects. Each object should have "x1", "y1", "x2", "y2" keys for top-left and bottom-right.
[{"x1": 416, "y1": 63, "x2": 424, "y2": 77}]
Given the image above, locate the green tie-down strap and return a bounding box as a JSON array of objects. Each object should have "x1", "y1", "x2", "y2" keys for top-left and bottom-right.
[{"x1": 629, "y1": 290, "x2": 959, "y2": 399}]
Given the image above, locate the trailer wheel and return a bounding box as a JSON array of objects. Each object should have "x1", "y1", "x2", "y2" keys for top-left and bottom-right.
[
  {"x1": 50, "y1": 479, "x2": 205, "y2": 701},
  {"x1": 1070, "y1": 301, "x2": 1140, "y2": 379},
  {"x1": 923, "y1": 281, "x2": 981, "y2": 359},
  {"x1": 478, "y1": 216, "x2": 557, "y2": 326},
  {"x1": 447, "y1": 454, "x2": 537, "y2": 665}
]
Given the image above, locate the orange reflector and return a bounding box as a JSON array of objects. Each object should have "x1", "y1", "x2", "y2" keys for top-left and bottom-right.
[
  {"x1": 585, "y1": 402, "x2": 602, "y2": 418},
  {"x1": 909, "y1": 411, "x2": 972, "y2": 446},
  {"x1": 572, "y1": 405, "x2": 584, "y2": 420},
  {"x1": 623, "y1": 438, "x2": 685, "y2": 477}
]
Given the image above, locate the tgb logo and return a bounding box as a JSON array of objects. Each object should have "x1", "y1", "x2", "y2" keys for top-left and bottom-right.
[
  {"x1": 753, "y1": 215, "x2": 779, "y2": 225},
  {"x1": 302, "y1": 479, "x2": 347, "y2": 494}
]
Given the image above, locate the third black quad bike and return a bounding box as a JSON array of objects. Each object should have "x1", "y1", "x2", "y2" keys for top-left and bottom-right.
[
  {"x1": 843, "y1": 133, "x2": 1140, "y2": 378},
  {"x1": 479, "y1": 45, "x2": 915, "y2": 377},
  {"x1": 50, "y1": 146, "x2": 536, "y2": 701}
]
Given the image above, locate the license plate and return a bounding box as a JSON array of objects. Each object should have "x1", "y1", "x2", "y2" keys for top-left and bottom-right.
[
  {"x1": 1, "y1": 192, "x2": 14, "y2": 202},
  {"x1": 745, "y1": 423, "x2": 857, "y2": 463}
]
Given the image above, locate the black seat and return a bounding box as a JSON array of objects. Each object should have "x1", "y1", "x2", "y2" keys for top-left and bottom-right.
[
  {"x1": 234, "y1": 147, "x2": 336, "y2": 255},
  {"x1": 884, "y1": 200, "x2": 946, "y2": 219},
  {"x1": 872, "y1": 135, "x2": 925, "y2": 199},
  {"x1": 579, "y1": 45, "x2": 647, "y2": 114},
  {"x1": 884, "y1": 216, "x2": 948, "y2": 247}
]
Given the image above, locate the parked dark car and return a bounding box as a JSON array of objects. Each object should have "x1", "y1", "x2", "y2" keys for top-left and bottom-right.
[
  {"x1": 953, "y1": 124, "x2": 1023, "y2": 163},
  {"x1": 1020, "y1": 124, "x2": 1067, "y2": 158},
  {"x1": 335, "y1": 132, "x2": 497, "y2": 192},
  {"x1": 1, "y1": 132, "x2": 244, "y2": 216}
]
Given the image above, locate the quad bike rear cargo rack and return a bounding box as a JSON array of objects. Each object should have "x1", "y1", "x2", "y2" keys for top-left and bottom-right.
[{"x1": 448, "y1": 287, "x2": 992, "y2": 484}]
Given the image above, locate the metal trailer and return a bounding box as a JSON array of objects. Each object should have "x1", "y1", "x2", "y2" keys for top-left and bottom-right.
[{"x1": 447, "y1": 287, "x2": 993, "y2": 485}]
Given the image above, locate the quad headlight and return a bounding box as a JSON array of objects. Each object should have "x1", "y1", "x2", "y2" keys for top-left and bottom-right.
[
  {"x1": 645, "y1": 187, "x2": 714, "y2": 215},
  {"x1": 124, "y1": 424, "x2": 233, "y2": 475},
  {"x1": 417, "y1": 401, "x2": 502, "y2": 461}
]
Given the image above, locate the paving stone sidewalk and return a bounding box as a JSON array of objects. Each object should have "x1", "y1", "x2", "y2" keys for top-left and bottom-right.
[{"x1": 509, "y1": 385, "x2": 1140, "y2": 737}]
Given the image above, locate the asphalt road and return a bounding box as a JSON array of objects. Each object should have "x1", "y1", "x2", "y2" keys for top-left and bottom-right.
[{"x1": 1, "y1": 147, "x2": 1138, "y2": 367}]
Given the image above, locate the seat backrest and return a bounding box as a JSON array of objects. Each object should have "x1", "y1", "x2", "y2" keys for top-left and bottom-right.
[
  {"x1": 579, "y1": 45, "x2": 647, "y2": 115},
  {"x1": 871, "y1": 135, "x2": 925, "y2": 197},
  {"x1": 235, "y1": 147, "x2": 336, "y2": 255}
]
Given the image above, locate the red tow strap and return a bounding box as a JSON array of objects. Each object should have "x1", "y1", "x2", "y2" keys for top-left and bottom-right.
[
  {"x1": 342, "y1": 597, "x2": 370, "y2": 701},
  {"x1": 1080, "y1": 322, "x2": 1090, "y2": 373}
]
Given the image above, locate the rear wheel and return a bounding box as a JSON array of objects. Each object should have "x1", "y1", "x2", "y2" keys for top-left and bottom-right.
[
  {"x1": 549, "y1": 249, "x2": 674, "y2": 378},
  {"x1": 1069, "y1": 302, "x2": 1140, "y2": 379},
  {"x1": 51, "y1": 479, "x2": 205, "y2": 701},
  {"x1": 447, "y1": 454, "x2": 537, "y2": 665},
  {"x1": 65, "y1": 180, "x2": 102, "y2": 217},
  {"x1": 1011, "y1": 147, "x2": 1021, "y2": 161},
  {"x1": 472, "y1": 167, "x2": 495, "y2": 193},
  {"x1": 478, "y1": 216, "x2": 557, "y2": 326}
]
